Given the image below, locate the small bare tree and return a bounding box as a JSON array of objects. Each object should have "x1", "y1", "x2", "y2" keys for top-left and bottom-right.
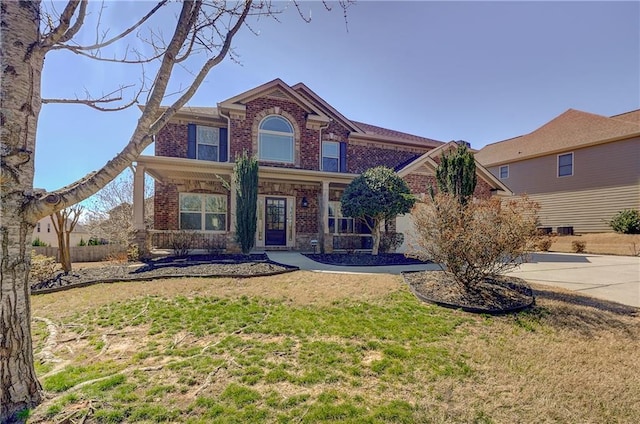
[
  {"x1": 50, "y1": 206, "x2": 83, "y2": 273},
  {"x1": 409, "y1": 194, "x2": 539, "y2": 288},
  {"x1": 84, "y1": 169, "x2": 154, "y2": 246}
]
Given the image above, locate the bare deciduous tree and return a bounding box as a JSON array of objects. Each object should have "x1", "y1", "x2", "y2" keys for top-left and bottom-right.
[
  {"x1": 0, "y1": 1, "x2": 352, "y2": 420},
  {"x1": 84, "y1": 169, "x2": 154, "y2": 246},
  {"x1": 50, "y1": 205, "x2": 83, "y2": 273}
]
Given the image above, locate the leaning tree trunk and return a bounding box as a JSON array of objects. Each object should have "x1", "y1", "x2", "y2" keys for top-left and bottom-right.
[{"x1": 1, "y1": 1, "x2": 45, "y2": 422}]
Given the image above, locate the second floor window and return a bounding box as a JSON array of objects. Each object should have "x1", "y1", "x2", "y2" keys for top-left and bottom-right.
[
  {"x1": 187, "y1": 124, "x2": 227, "y2": 162},
  {"x1": 197, "y1": 126, "x2": 219, "y2": 161},
  {"x1": 259, "y1": 116, "x2": 294, "y2": 163},
  {"x1": 322, "y1": 141, "x2": 339, "y2": 172},
  {"x1": 499, "y1": 165, "x2": 509, "y2": 179},
  {"x1": 179, "y1": 193, "x2": 227, "y2": 231},
  {"x1": 558, "y1": 153, "x2": 573, "y2": 177}
]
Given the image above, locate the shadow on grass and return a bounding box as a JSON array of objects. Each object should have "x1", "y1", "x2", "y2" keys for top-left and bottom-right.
[{"x1": 526, "y1": 284, "x2": 639, "y2": 337}]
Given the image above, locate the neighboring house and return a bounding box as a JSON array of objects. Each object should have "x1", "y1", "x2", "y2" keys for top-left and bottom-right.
[
  {"x1": 475, "y1": 109, "x2": 640, "y2": 233},
  {"x1": 32, "y1": 215, "x2": 90, "y2": 247},
  {"x1": 133, "y1": 79, "x2": 509, "y2": 253}
]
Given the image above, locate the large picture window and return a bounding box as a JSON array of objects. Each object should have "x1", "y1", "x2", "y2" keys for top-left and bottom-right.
[
  {"x1": 322, "y1": 141, "x2": 339, "y2": 172},
  {"x1": 179, "y1": 193, "x2": 227, "y2": 231},
  {"x1": 259, "y1": 116, "x2": 294, "y2": 163},
  {"x1": 558, "y1": 153, "x2": 573, "y2": 177}
]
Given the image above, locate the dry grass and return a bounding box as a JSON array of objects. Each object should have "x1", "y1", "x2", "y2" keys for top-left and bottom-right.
[
  {"x1": 29, "y1": 272, "x2": 639, "y2": 423},
  {"x1": 548, "y1": 233, "x2": 640, "y2": 256}
]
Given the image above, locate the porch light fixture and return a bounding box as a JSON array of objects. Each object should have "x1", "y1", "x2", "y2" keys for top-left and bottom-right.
[{"x1": 301, "y1": 197, "x2": 309, "y2": 208}]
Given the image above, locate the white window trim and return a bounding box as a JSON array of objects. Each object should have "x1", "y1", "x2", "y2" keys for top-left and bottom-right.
[
  {"x1": 557, "y1": 152, "x2": 574, "y2": 177},
  {"x1": 179, "y1": 193, "x2": 227, "y2": 232},
  {"x1": 258, "y1": 116, "x2": 295, "y2": 164},
  {"x1": 499, "y1": 165, "x2": 509, "y2": 179},
  {"x1": 322, "y1": 140, "x2": 340, "y2": 172},
  {"x1": 328, "y1": 201, "x2": 357, "y2": 235},
  {"x1": 197, "y1": 126, "x2": 220, "y2": 161}
]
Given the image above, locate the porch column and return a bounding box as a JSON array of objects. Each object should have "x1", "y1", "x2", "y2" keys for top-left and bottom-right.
[
  {"x1": 321, "y1": 180, "x2": 331, "y2": 253},
  {"x1": 321, "y1": 180, "x2": 329, "y2": 233},
  {"x1": 133, "y1": 165, "x2": 145, "y2": 230},
  {"x1": 132, "y1": 164, "x2": 148, "y2": 257}
]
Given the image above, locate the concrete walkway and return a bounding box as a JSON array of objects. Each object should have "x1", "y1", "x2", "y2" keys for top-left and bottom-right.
[{"x1": 266, "y1": 251, "x2": 640, "y2": 308}]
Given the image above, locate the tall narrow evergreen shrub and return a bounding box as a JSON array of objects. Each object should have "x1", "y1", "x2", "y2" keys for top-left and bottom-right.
[
  {"x1": 435, "y1": 143, "x2": 477, "y2": 205},
  {"x1": 234, "y1": 151, "x2": 259, "y2": 254}
]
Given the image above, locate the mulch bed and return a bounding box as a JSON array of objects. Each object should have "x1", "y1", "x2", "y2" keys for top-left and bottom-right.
[
  {"x1": 304, "y1": 253, "x2": 428, "y2": 266},
  {"x1": 30, "y1": 254, "x2": 298, "y2": 295},
  {"x1": 403, "y1": 270, "x2": 535, "y2": 314},
  {"x1": 32, "y1": 253, "x2": 535, "y2": 314}
]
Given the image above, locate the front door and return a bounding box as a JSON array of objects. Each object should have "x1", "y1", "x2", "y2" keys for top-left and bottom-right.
[{"x1": 265, "y1": 197, "x2": 287, "y2": 246}]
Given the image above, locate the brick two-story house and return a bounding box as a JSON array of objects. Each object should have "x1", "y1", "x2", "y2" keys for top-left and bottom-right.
[{"x1": 133, "y1": 79, "x2": 509, "y2": 253}]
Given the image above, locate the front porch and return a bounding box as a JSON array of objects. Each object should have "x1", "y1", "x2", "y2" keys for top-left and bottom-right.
[{"x1": 133, "y1": 155, "x2": 369, "y2": 254}]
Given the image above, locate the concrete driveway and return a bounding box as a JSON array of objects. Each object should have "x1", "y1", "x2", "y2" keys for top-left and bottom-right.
[
  {"x1": 507, "y1": 252, "x2": 640, "y2": 308},
  {"x1": 267, "y1": 251, "x2": 640, "y2": 308}
]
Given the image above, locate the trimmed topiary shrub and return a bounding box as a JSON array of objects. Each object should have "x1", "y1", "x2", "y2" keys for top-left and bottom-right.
[{"x1": 609, "y1": 209, "x2": 640, "y2": 234}]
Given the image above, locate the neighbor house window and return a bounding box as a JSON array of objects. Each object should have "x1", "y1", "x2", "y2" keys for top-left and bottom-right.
[
  {"x1": 558, "y1": 153, "x2": 573, "y2": 177},
  {"x1": 197, "y1": 126, "x2": 219, "y2": 161},
  {"x1": 179, "y1": 193, "x2": 227, "y2": 231},
  {"x1": 322, "y1": 141, "x2": 340, "y2": 171},
  {"x1": 47, "y1": 223, "x2": 51, "y2": 233},
  {"x1": 499, "y1": 165, "x2": 509, "y2": 179},
  {"x1": 259, "y1": 116, "x2": 294, "y2": 163},
  {"x1": 37, "y1": 223, "x2": 41, "y2": 233}
]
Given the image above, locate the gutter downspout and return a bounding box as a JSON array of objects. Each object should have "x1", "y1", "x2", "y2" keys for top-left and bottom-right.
[{"x1": 218, "y1": 106, "x2": 231, "y2": 162}]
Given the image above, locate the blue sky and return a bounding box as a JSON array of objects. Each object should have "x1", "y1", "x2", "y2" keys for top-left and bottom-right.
[{"x1": 35, "y1": 1, "x2": 639, "y2": 192}]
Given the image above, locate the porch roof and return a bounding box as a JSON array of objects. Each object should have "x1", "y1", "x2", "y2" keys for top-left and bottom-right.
[{"x1": 135, "y1": 155, "x2": 359, "y2": 186}]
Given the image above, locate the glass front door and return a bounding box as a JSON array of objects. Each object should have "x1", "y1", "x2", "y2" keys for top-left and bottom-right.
[{"x1": 265, "y1": 197, "x2": 287, "y2": 246}]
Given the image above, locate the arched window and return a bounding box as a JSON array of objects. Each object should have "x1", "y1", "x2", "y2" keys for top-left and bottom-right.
[{"x1": 259, "y1": 115, "x2": 294, "y2": 163}]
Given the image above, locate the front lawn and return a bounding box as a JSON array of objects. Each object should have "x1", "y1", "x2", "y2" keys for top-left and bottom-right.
[{"x1": 29, "y1": 271, "x2": 639, "y2": 423}]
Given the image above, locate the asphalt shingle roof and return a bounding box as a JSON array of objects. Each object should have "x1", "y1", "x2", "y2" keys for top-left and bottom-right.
[{"x1": 475, "y1": 109, "x2": 640, "y2": 166}]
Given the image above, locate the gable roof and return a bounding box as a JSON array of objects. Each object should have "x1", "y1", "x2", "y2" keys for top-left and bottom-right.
[
  {"x1": 475, "y1": 108, "x2": 640, "y2": 166},
  {"x1": 218, "y1": 78, "x2": 329, "y2": 120},
  {"x1": 397, "y1": 141, "x2": 512, "y2": 195},
  {"x1": 291, "y1": 82, "x2": 364, "y2": 133}
]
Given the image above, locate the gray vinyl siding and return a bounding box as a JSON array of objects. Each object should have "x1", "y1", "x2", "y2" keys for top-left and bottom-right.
[
  {"x1": 489, "y1": 137, "x2": 640, "y2": 195},
  {"x1": 524, "y1": 184, "x2": 640, "y2": 233}
]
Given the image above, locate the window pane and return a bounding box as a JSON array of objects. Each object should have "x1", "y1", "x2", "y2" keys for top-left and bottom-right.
[
  {"x1": 198, "y1": 144, "x2": 218, "y2": 161},
  {"x1": 558, "y1": 154, "x2": 573, "y2": 176},
  {"x1": 197, "y1": 126, "x2": 219, "y2": 145},
  {"x1": 180, "y1": 194, "x2": 202, "y2": 212},
  {"x1": 323, "y1": 157, "x2": 339, "y2": 172},
  {"x1": 328, "y1": 203, "x2": 336, "y2": 217},
  {"x1": 323, "y1": 141, "x2": 339, "y2": 157},
  {"x1": 558, "y1": 154, "x2": 572, "y2": 166},
  {"x1": 261, "y1": 116, "x2": 293, "y2": 133},
  {"x1": 559, "y1": 165, "x2": 572, "y2": 176},
  {"x1": 205, "y1": 195, "x2": 226, "y2": 213},
  {"x1": 328, "y1": 218, "x2": 336, "y2": 233},
  {"x1": 259, "y1": 133, "x2": 293, "y2": 162},
  {"x1": 500, "y1": 166, "x2": 508, "y2": 178},
  {"x1": 180, "y1": 213, "x2": 201, "y2": 230},
  {"x1": 205, "y1": 213, "x2": 226, "y2": 231}
]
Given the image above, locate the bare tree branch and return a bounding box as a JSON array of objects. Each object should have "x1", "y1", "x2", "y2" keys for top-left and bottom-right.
[
  {"x1": 49, "y1": 1, "x2": 168, "y2": 52},
  {"x1": 40, "y1": 0, "x2": 83, "y2": 48},
  {"x1": 41, "y1": 84, "x2": 143, "y2": 112}
]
